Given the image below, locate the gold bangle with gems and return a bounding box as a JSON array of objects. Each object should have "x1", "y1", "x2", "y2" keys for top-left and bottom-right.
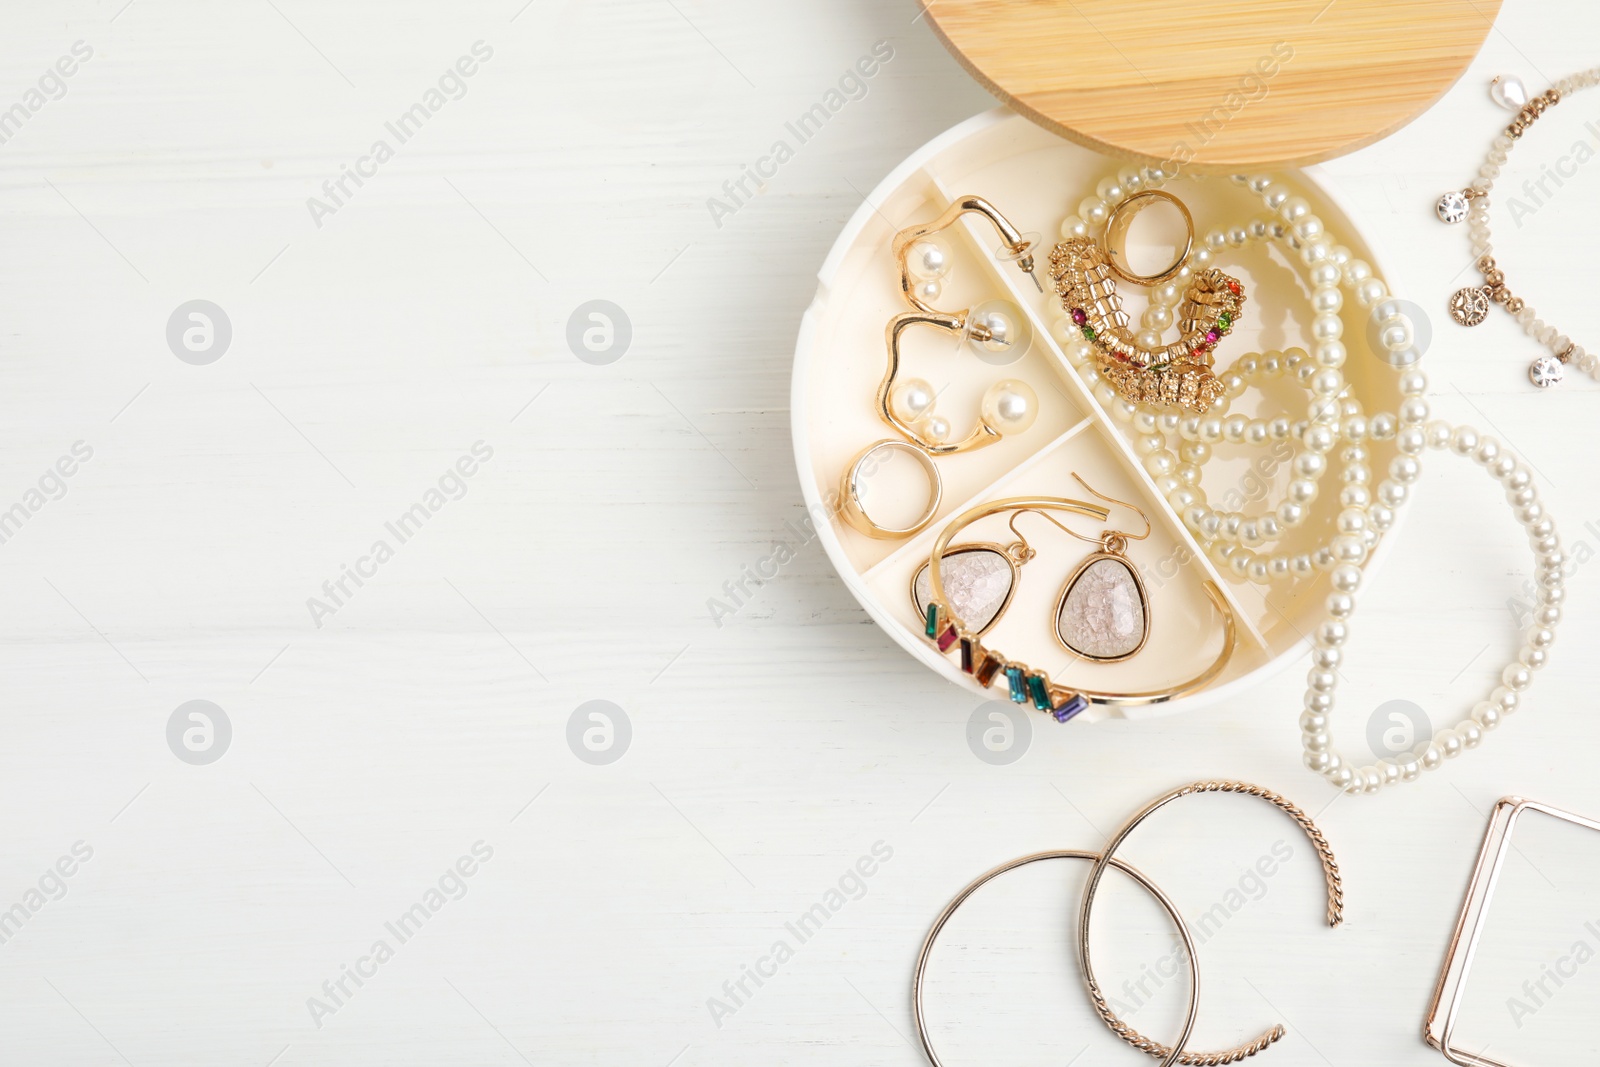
[{"x1": 922, "y1": 496, "x2": 1236, "y2": 715}]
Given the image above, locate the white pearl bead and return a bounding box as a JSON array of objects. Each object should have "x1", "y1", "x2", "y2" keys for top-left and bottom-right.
[
  {"x1": 1311, "y1": 263, "x2": 1341, "y2": 288},
  {"x1": 1280, "y1": 196, "x2": 1311, "y2": 221},
  {"x1": 1459, "y1": 722, "x2": 1483, "y2": 749},
  {"x1": 1312, "y1": 314, "x2": 1343, "y2": 342},
  {"x1": 1419, "y1": 743, "x2": 1443, "y2": 771},
  {"x1": 1502, "y1": 664, "x2": 1532, "y2": 691},
  {"x1": 980, "y1": 379, "x2": 1038, "y2": 435},
  {"x1": 1312, "y1": 287, "x2": 1343, "y2": 315},
  {"x1": 1356, "y1": 278, "x2": 1388, "y2": 307},
  {"x1": 1305, "y1": 750, "x2": 1336, "y2": 773},
  {"x1": 1331, "y1": 564, "x2": 1361, "y2": 593},
  {"x1": 918, "y1": 413, "x2": 952, "y2": 444},
  {"x1": 1060, "y1": 215, "x2": 1090, "y2": 239},
  {"x1": 1080, "y1": 197, "x2": 1109, "y2": 226},
  {"x1": 1437, "y1": 729, "x2": 1463, "y2": 760},
  {"x1": 1399, "y1": 398, "x2": 1429, "y2": 425},
  {"x1": 1472, "y1": 701, "x2": 1501, "y2": 730},
  {"x1": 914, "y1": 279, "x2": 943, "y2": 303},
  {"x1": 908, "y1": 241, "x2": 950, "y2": 279},
  {"x1": 890, "y1": 377, "x2": 937, "y2": 422},
  {"x1": 1379, "y1": 480, "x2": 1408, "y2": 507},
  {"x1": 1295, "y1": 452, "x2": 1327, "y2": 477},
  {"x1": 1380, "y1": 321, "x2": 1412, "y2": 352}
]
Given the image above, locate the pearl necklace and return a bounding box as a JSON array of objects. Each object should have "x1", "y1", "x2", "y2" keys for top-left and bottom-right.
[
  {"x1": 1051, "y1": 167, "x2": 1564, "y2": 794},
  {"x1": 1437, "y1": 68, "x2": 1600, "y2": 387}
]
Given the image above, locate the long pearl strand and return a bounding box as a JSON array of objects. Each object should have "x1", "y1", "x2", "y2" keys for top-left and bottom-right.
[
  {"x1": 1050, "y1": 167, "x2": 1563, "y2": 794},
  {"x1": 1303, "y1": 425, "x2": 1561, "y2": 794}
]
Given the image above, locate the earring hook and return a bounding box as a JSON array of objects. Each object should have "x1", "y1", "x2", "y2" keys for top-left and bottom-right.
[
  {"x1": 1008, "y1": 506, "x2": 1101, "y2": 551},
  {"x1": 1070, "y1": 473, "x2": 1152, "y2": 544}
]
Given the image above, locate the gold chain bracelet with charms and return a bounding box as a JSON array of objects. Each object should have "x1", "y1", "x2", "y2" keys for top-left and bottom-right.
[{"x1": 1438, "y1": 67, "x2": 1600, "y2": 388}]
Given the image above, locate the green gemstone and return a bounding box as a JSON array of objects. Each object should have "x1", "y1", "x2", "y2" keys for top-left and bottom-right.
[
  {"x1": 1082, "y1": 326, "x2": 1096, "y2": 341},
  {"x1": 1218, "y1": 312, "x2": 1232, "y2": 329},
  {"x1": 924, "y1": 602, "x2": 939, "y2": 639},
  {"x1": 1027, "y1": 674, "x2": 1051, "y2": 711}
]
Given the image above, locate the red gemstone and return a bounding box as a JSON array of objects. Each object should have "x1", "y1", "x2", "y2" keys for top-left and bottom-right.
[
  {"x1": 937, "y1": 625, "x2": 958, "y2": 652},
  {"x1": 1227, "y1": 280, "x2": 1242, "y2": 295},
  {"x1": 1070, "y1": 307, "x2": 1088, "y2": 325}
]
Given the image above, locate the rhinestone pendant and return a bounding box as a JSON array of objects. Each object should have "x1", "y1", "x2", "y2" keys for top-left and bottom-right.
[
  {"x1": 1490, "y1": 74, "x2": 1528, "y2": 111},
  {"x1": 1529, "y1": 355, "x2": 1565, "y2": 388},
  {"x1": 1436, "y1": 191, "x2": 1470, "y2": 223},
  {"x1": 1449, "y1": 286, "x2": 1491, "y2": 326}
]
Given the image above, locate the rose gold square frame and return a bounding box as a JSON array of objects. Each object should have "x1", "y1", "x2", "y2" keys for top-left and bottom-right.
[{"x1": 1424, "y1": 797, "x2": 1600, "y2": 1066}]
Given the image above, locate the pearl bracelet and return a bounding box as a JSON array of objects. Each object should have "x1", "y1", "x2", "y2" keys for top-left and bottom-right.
[{"x1": 1438, "y1": 67, "x2": 1600, "y2": 387}]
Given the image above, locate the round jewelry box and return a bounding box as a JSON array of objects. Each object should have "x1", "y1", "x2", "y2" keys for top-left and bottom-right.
[{"x1": 791, "y1": 109, "x2": 1407, "y2": 720}]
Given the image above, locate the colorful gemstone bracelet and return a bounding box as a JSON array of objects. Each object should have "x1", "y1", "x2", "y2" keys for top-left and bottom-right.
[{"x1": 922, "y1": 496, "x2": 1239, "y2": 715}]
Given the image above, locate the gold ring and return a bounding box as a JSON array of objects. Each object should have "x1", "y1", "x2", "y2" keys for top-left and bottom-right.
[
  {"x1": 1103, "y1": 189, "x2": 1194, "y2": 287},
  {"x1": 838, "y1": 439, "x2": 941, "y2": 539}
]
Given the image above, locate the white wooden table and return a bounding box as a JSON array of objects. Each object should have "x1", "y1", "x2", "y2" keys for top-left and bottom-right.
[{"x1": 2, "y1": 1, "x2": 1599, "y2": 1064}]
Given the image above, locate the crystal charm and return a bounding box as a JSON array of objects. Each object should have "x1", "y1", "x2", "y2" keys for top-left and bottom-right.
[
  {"x1": 1529, "y1": 355, "x2": 1564, "y2": 388},
  {"x1": 1449, "y1": 286, "x2": 1491, "y2": 326},
  {"x1": 1436, "y1": 191, "x2": 1469, "y2": 224},
  {"x1": 1055, "y1": 555, "x2": 1148, "y2": 662},
  {"x1": 913, "y1": 547, "x2": 1015, "y2": 636},
  {"x1": 1490, "y1": 74, "x2": 1528, "y2": 111}
]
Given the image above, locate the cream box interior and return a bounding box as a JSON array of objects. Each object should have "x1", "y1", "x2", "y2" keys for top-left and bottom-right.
[{"x1": 792, "y1": 109, "x2": 1406, "y2": 720}]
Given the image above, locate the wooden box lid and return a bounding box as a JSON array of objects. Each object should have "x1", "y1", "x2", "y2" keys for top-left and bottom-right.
[{"x1": 922, "y1": 0, "x2": 1502, "y2": 169}]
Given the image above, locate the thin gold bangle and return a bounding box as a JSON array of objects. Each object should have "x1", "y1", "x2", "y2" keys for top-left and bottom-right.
[{"x1": 912, "y1": 849, "x2": 1202, "y2": 1067}]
